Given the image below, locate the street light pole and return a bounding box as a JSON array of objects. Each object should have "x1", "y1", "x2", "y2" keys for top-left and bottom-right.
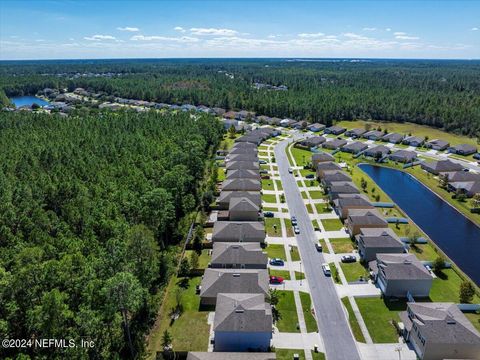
[{"x1": 300, "y1": 261, "x2": 302, "y2": 285}]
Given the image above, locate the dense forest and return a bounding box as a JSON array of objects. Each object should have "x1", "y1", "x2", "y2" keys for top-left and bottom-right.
[
  {"x1": 1, "y1": 58, "x2": 480, "y2": 135},
  {"x1": 0, "y1": 110, "x2": 223, "y2": 359}
]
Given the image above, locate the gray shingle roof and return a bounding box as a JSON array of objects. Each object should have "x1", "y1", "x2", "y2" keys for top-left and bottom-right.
[
  {"x1": 329, "y1": 181, "x2": 360, "y2": 195},
  {"x1": 299, "y1": 136, "x2": 326, "y2": 147},
  {"x1": 347, "y1": 209, "x2": 387, "y2": 226},
  {"x1": 225, "y1": 161, "x2": 260, "y2": 170},
  {"x1": 217, "y1": 191, "x2": 261, "y2": 208},
  {"x1": 372, "y1": 253, "x2": 431, "y2": 280},
  {"x1": 222, "y1": 178, "x2": 261, "y2": 191},
  {"x1": 229, "y1": 197, "x2": 260, "y2": 212},
  {"x1": 382, "y1": 133, "x2": 404, "y2": 143},
  {"x1": 402, "y1": 135, "x2": 425, "y2": 145},
  {"x1": 333, "y1": 193, "x2": 372, "y2": 208},
  {"x1": 322, "y1": 139, "x2": 348, "y2": 149},
  {"x1": 427, "y1": 139, "x2": 449, "y2": 148},
  {"x1": 364, "y1": 145, "x2": 390, "y2": 157},
  {"x1": 356, "y1": 228, "x2": 404, "y2": 248},
  {"x1": 200, "y1": 269, "x2": 269, "y2": 298},
  {"x1": 214, "y1": 293, "x2": 272, "y2": 332},
  {"x1": 226, "y1": 169, "x2": 261, "y2": 180},
  {"x1": 312, "y1": 152, "x2": 335, "y2": 163},
  {"x1": 421, "y1": 159, "x2": 463, "y2": 173},
  {"x1": 389, "y1": 150, "x2": 417, "y2": 162},
  {"x1": 212, "y1": 221, "x2": 265, "y2": 242},
  {"x1": 345, "y1": 128, "x2": 367, "y2": 137},
  {"x1": 322, "y1": 170, "x2": 352, "y2": 184},
  {"x1": 231, "y1": 142, "x2": 257, "y2": 150},
  {"x1": 451, "y1": 143, "x2": 477, "y2": 153},
  {"x1": 227, "y1": 153, "x2": 259, "y2": 162},
  {"x1": 211, "y1": 243, "x2": 267, "y2": 267},
  {"x1": 341, "y1": 141, "x2": 368, "y2": 152},
  {"x1": 363, "y1": 130, "x2": 383, "y2": 138}
]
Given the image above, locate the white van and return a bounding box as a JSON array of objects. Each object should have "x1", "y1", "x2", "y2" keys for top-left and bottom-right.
[{"x1": 322, "y1": 263, "x2": 331, "y2": 276}]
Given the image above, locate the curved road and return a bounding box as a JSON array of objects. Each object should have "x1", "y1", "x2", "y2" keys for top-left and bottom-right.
[{"x1": 274, "y1": 135, "x2": 361, "y2": 360}]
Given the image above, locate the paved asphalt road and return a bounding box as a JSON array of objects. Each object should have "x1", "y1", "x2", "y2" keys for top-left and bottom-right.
[{"x1": 275, "y1": 134, "x2": 362, "y2": 360}]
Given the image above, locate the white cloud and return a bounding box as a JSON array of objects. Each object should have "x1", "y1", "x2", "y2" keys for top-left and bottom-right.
[
  {"x1": 393, "y1": 32, "x2": 419, "y2": 40},
  {"x1": 298, "y1": 32, "x2": 325, "y2": 38},
  {"x1": 394, "y1": 32, "x2": 407, "y2": 36},
  {"x1": 343, "y1": 32, "x2": 369, "y2": 40},
  {"x1": 472, "y1": 27, "x2": 479, "y2": 31},
  {"x1": 84, "y1": 34, "x2": 117, "y2": 41},
  {"x1": 174, "y1": 26, "x2": 186, "y2": 33},
  {"x1": 117, "y1": 27, "x2": 139, "y2": 32},
  {"x1": 385, "y1": 28, "x2": 392, "y2": 32},
  {"x1": 130, "y1": 35, "x2": 199, "y2": 43},
  {"x1": 189, "y1": 27, "x2": 238, "y2": 36},
  {"x1": 362, "y1": 27, "x2": 377, "y2": 31}
]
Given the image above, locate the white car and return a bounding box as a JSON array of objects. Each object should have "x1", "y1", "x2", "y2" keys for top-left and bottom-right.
[
  {"x1": 322, "y1": 263, "x2": 331, "y2": 276},
  {"x1": 288, "y1": 167, "x2": 293, "y2": 174},
  {"x1": 293, "y1": 226, "x2": 300, "y2": 234}
]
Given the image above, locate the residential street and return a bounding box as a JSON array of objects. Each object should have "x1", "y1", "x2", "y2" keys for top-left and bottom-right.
[{"x1": 274, "y1": 134, "x2": 362, "y2": 360}]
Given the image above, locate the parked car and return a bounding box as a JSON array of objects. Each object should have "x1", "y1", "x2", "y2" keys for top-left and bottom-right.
[
  {"x1": 322, "y1": 263, "x2": 331, "y2": 276},
  {"x1": 291, "y1": 216, "x2": 297, "y2": 226},
  {"x1": 259, "y1": 160, "x2": 267, "y2": 164},
  {"x1": 315, "y1": 242, "x2": 322, "y2": 252},
  {"x1": 288, "y1": 167, "x2": 293, "y2": 174},
  {"x1": 341, "y1": 255, "x2": 356, "y2": 263},
  {"x1": 305, "y1": 174, "x2": 315, "y2": 179},
  {"x1": 269, "y1": 275, "x2": 284, "y2": 284},
  {"x1": 259, "y1": 170, "x2": 268, "y2": 174},
  {"x1": 264, "y1": 211, "x2": 274, "y2": 218},
  {"x1": 261, "y1": 175, "x2": 270, "y2": 179},
  {"x1": 269, "y1": 258, "x2": 285, "y2": 266},
  {"x1": 293, "y1": 226, "x2": 300, "y2": 234}
]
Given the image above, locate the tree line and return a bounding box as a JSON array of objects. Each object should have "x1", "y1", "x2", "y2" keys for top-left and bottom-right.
[{"x1": 0, "y1": 109, "x2": 224, "y2": 359}]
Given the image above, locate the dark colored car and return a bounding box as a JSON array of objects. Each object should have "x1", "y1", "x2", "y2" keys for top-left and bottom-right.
[
  {"x1": 291, "y1": 216, "x2": 297, "y2": 226},
  {"x1": 269, "y1": 258, "x2": 285, "y2": 266},
  {"x1": 341, "y1": 255, "x2": 357, "y2": 263},
  {"x1": 264, "y1": 211, "x2": 274, "y2": 218},
  {"x1": 305, "y1": 174, "x2": 315, "y2": 179}
]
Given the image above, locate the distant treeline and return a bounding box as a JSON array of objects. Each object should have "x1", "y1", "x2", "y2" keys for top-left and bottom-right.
[
  {"x1": 0, "y1": 110, "x2": 223, "y2": 359},
  {"x1": 1, "y1": 59, "x2": 480, "y2": 135}
]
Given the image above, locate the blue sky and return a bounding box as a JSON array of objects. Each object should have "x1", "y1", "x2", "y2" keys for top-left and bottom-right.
[{"x1": 1, "y1": 0, "x2": 479, "y2": 59}]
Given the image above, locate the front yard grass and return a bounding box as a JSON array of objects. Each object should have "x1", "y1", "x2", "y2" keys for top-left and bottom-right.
[
  {"x1": 295, "y1": 271, "x2": 306, "y2": 280},
  {"x1": 300, "y1": 169, "x2": 315, "y2": 177},
  {"x1": 315, "y1": 203, "x2": 331, "y2": 213},
  {"x1": 284, "y1": 218, "x2": 294, "y2": 237},
  {"x1": 290, "y1": 245, "x2": 301, "y2": 261},
  {"x1": 291, "y1": 147, "x2": 313, "y2": 166},
  {"x1": 318, "y1": 239, "x2": 330, "y2": 253},
  {"x1": 321, "y1": 218, "x2": 344, "y2": 231},
  {"x1": 266, "y1": 244, "x2": 287, "y2": 260},
  {"x1": 276, "y1": 180, "x2": 283, "y2": 190},
  {"x1": 340, "y1": 262, "x2": 368, "y2": 282},
  {"x1": 265, "y1": 217, "x2": 282, "y2": 237},
  {"x1": 300, "y1": 291, "x2": 318, "y2": 332},
  {"x1": 306, "y1": 204, "x2": 314, "y2": 214},
  {"x1": 262, "y1": 179, "x2": 275, "y2": 191},
  {"x1": 330, "y1": 237, "x2": 355, "y2": 254},
  {"x1": 329, "y1": 262, "x2": 341, "y2": 284},
  {"x1": 276, "y1": 291, "x2": 300, "y2": 333},
  {"x1": 309, "y1": 190, "x2": 324, "y2": 199},
  {"x1": 269, "y1": 269, "x2": 291, "y2": 280},
  {"x1": 356, "y1": 297, "x2": 405, "y2": 343},
  {"x1": 262, "y1": 193, "x2": 277, "y2": 204},
  {"x1": 276, "y1": 349, "x2": 325, "y2": 360},
  {"x1": 263, "y1": 206, "x2": 279, "y2": 212},
  {"x1": 301, "y1": 191, "x2": 308, "y2": 199},
  {"x1": 341, "y1": 297, "x2": 366, "y2": 342}
]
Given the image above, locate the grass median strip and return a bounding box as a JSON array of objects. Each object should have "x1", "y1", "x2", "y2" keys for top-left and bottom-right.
[
  {"x1": 289, "y1": 245, "x2": 301, "y2": 261},
  {"x1": 300, "y1": 291, "x2": 318, "y2": 332},
  {"x1": 341, "y1": 297, "x2": 366, "y2": 343}
]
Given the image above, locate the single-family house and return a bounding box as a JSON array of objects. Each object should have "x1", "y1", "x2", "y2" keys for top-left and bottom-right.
[
  {"x1": 441, "y1": 171, "x2": 480, "y2": 182},
  {"x1": 346, "y1": 209, "x2": 388, "y2": 235},
  {"x1": 228, "y1": 146, "x2": 258, "y2": 155},
  {"x1": 382, "y1": 132, "x2": 404, "y2": 144},
  {"x1": 224, "y1": 111, "x2": 238, "y2": 119},
  {"x1": 324, "y1": 125, "x2": 346, "y2": 135},
  {"x1": 292, "y1": 121, "x2": 308, "y2": 130},
  {"x1": 229, "y1": 197, "x2": 260, "y2": 221},
  {"x1": 356, "y1": 228, "x2": 405, "y2": 262},
  {"x1": 341, "y1": 141, "x2": 368, "y2": 154},
  {"x1": 308, "y1": 123, "x2": 326, "y2": 132},
  {"x1": 364, "y1": 145, "x2": 391, "y2": 158},
  {"x1": 212, "y1": 107, "x2": 226, "y2": 116},
  {"x1": 420, "y1": 159, "x2": 463, "y2": 175},
  {"x1": 426, "y1": 139, "x2": 450, "y2": 151},
  {"x1": 474, "y1": 153, "x2": 480, "y2": 160},
  {"x1": 389, "y1": 150, "x2": 417, "y2": 163},
  {"x1": 322, "y1": 139, "x2": 348, "y2": 150},
  {"x1": 213, "y1": 293, "x2": 272, "y2": 351},
  {"x1": 210, "y1": 243, "x2": 267, "y2": 269},
  {"x1": 448, "y1": 144, "x2": 477, "y2": 156},
  {"x1": 448, "y1": 181, "x2": 480, "y2": 197},
  {"x1": 226, "y1": 161, "x2": 260, "y2": 171},
  {"x1": 255, "y1": 115, "x2": 271, "y2": 124},
  {"x1": 333, "y1": 193, "x2": 373, "y2": 219},
  {"x1": 321, "y1": 170, "x2": 352, "y2": 188},
  {"x1": 267, "y1": 117, "x2": 282, "y2": 126},
  {"x1": 399, "y1": 302, "x2": 480, "y2": 360},
  {"x1": 297, "y1": 136, "x2": 326, "y2": 148},
  {"x1": 226, "y1": 153, "x2": 259, "y2": 163},
  {"x1": 328, "y1": 181, "x2": 361, "y2": 200},
  {"x1": 222, "y1": 179, "x2": 261, "y2": 192},
  {"x1": 311, "y1": 152, "x2": 335, "y2": 169},
  {"x1": 232, "y1": 142, "x2": 258, "y2": 151},
  {"x1": 237, "y1": 110, "x2": 256, "y2": 121},
  {"x1": 226, "y1": 169, "x2": 261, "y2": 180},
  {"x1": 212, "y1": 221, "x2": 265, "y2": 243},
  {"x1": 280, "y1": 119, "x2": 296, "y2": 127},
  {"x1": 363, "y1": 130, "x2": 384, "y2": 141},
  {"x1": 369, "y1": 253, "x2": 432, "y2": 297},
  {"x1": 345, "y1": 128, "x2": 367, "y2": 138},
  {"x1": 199, "y1": 269, "x2": 269, "y2": 306},
  {"x1": 187, "y1": 353, "x2": 276, "y2": 360},
  {"x1": 217, "y1": 191, "x2": 261, "y2": 210},
  {"x1": 315, "y1": 161, "x2": 343, "y2": 178},
  {"x1": 234, "y1": 136, "x2": 262, "y2": 145},
  {"x1": 402, "y1": 136, "x2": 425, "y2": 147}
]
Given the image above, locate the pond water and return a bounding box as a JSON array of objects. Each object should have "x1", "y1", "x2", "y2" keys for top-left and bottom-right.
[
  {"x1": 10, "y1": 96, "x2": 50, "y2": 107},
  {"x1": 359, "y1": 163, "x2": 480, "y2": 286}
]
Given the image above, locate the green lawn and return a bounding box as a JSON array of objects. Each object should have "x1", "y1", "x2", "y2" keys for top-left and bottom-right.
[
  {"x1": 284, "y1": 219, "x2": 294, "y2": 237},
  {"x1": 264, "y1": 206, "x2": 279, "y2": 212},
  {"x1": 266, "y1": 244, "x2": 287, "y2": 259},
  {"x1": 217, "y1": 167, "x2": 225, "y2": 181},
  {"x1": 265, "y1": 217, "x2": 282, "y2": 236},
  {"x1": 270, "y1": 269, "x2": 291, "y2": 280},
  {"x1": 464, "y1": 311, "x2": 480, "y2": 333},
  {"x1": 282, "y1": 207, "x2": 289, "y2": 213},
  {"x1": 341, "y1": 297, "x2": 366, "y2": 342},
  {"x1": 356, "y1": 297, "x2": 405, "y2": 343},
  {"x1": 185, "y1": 249, "x2": 210, "y2": 269},
  {"x1": 409, "y1": 242, "x2": 438, "y2": 261},
  {"x1": 430, "y1": 268, "x2": 480, "y2": 303},
  {"x1": 309, "y1": 191, "x2": 324, "y2": 199},
  {"x1": 321, "y1": 218, "x2": 344, "y2": 231},
  {"x1": 329, "y1": 262, "x2": 341, "y2": 284},
  {"x1": 262, "y1": 179, "x2": 275, "y2": 191},
  {"x1": 148, "y1": 276, "x2": 209, "y2": 355},
  {"x1": 318, "y1": 239, "x2": 330, "y2": 253},
  {"x1": 262, "y1": 193, "x2": 277, "y2": 204},
  {"x1": 290, "y1": 246, "x2": 301, "y2": 261},
  {"x1": 301, "y1": 191, "x2": 308, "y2": 199},
  {"x1": 300, "y1": 169, "x2": 316, "y2": 177},
  {"x1": 276, "y1": 349, "x2": 325, "y2": 360},
  {"x1": 315, "y1": 202, "x2": 331, "y2": 213},
  {"x1": 219, "y1": 133, "x2": 241, "y2": 150},
  {"x1": 295, "y1": 271, "x2": 306, "y2": 280},
  {"x1": 300, "y1": 291, "x2": 318, "y2": 332},
  {"x1": 330, "y1": 237, "x2": 355, "y2": 254},
  {"x1": 291, "y1": 147, "x2": 313, "y2": 166},
  {"x1": 276, "y1": 291, "x2": 300, "y2": 333},
  {"x1": 276, "y1": 180, "x2": 283, "y2": 190},
  {"x1": 306, "y1": 204, "x2": 314, "y2": 214},
  {"x1": 259, "y1": 151, "x2": 269, "y2": 157},
  {"x1": 340, "y1": 262, "x2": 368, "y2": 282},
  {"x1": 312, "y1": 219, "x2": 320, "y2": 230}
]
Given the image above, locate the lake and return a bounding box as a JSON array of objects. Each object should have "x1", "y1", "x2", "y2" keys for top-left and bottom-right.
[
  {"x1": 10, "y1": 96, "x2": 50, "y2": 107},
  {"x1": 359, "y1": 163, "x2": 480, "y2": 286}
]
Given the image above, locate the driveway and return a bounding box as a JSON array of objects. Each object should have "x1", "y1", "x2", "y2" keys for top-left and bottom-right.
[{"x1": 274, "y1": 136, "x2": 362, "y2": 360}]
